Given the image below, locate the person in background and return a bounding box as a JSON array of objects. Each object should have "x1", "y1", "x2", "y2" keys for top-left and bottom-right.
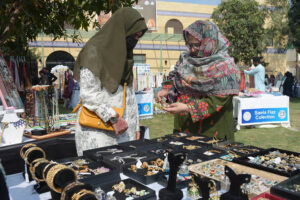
[
  {"x1": 156, "y1": 20, "x2": 240, "y2": 141},
  {"x1": 244, "y1": 57, "x2": 265, "y2": 92},
  {"x1": 42, "y1": 67, "x2": 57, "y2": 85},
  {"x1": 265, "y1": 74, "x2": 270, "y2": 86},
  {"x1": 73, "y1": 7, "x2": 147, "y2": 155},
  {"x1": 38, "y1": 69, "x2": 48, "y2": 85},
  {"x1": 283, "y1": 71, "x2": 295, "y2": 97},
  {"x1": 270, "y1": 74, "x2": 275, "y2": 86}
]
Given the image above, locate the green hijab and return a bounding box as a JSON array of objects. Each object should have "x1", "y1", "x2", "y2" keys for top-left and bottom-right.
[{"x1": 73, "y1": 7, "x2": 147, "y2": 93}]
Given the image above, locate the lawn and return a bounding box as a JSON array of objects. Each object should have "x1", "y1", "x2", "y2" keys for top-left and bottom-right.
[{"x1": 140, "y1": 98, "x2": 300, "y2": 153}]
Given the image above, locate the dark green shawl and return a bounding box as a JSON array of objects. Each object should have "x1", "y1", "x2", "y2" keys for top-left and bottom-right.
[{"x1": 74, "y1": 7, "x2": 147, "y2": 93}]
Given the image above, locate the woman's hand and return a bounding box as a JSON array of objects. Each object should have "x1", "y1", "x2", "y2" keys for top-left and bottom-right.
[
  {"x1": 163, "y1": 102, "x2": 189, "y2": 114},
  {"x1": 136, "y1": 131, "x2": 140, "y2": 140},
  {"x1": 112, "y1": 116, "x2": 128, "y2": 135},
  {"x1": 182, "y1": 75, "x2": 197, "y2": 87},
  {"x1": 156, "y1": 89, "x2": 169, "y2": 102}
]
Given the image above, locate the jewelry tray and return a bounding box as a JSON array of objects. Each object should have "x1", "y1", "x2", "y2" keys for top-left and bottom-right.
[
  {"x1": 179, "y1": 135, "x2": 226, "y2": 147},
  {"x1": 103, "y1": 151, "x2": 157, "y2": 172},
  {"x1": 119, "y1": 139, "x2": 162, "y2": 152},
  {"x1": 83, "y1": 145, "x2": 135, "y2": 162},
  {"x1": 55, "y1": 156, "x2": 119, "y2": 186},
  {"x1": 270, "y1": 173, "x2": 300, "y2": 200},
  {"x1": 97, "y1": 178, "x2": 156, "y2": 200},
  {"x1": 213, "y1": 141, "x2": 244, "y2": 151},
  {"x1": 123, "y1": 157, "x2": 163, "y2": 185},
  {"x1": 232, "y1": 145, "x2": 264, "y2": 156},
  {"x1": 233, "y1": 148, "x2": 300, "y2": 177},
  {"x1": 189, "y1": 159, "x2": 287, "y2": 198}
]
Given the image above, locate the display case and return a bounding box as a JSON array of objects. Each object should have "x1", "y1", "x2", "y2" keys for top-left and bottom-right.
[
  {"x1": 83, "y1": 145, "x2": 135, "y2": 162},
  {"x1": 271, "y1": 173, "x2": 300, "y2": 200},
  {"x1": 233, "y1": 148, "x2": 300, "y2": 177},
  {"x1": 123, "y1": 157, "x2": 164, "y2": 185},
  {"x1": 189, "y1": 159, "x2": 287, "y2": 199}
]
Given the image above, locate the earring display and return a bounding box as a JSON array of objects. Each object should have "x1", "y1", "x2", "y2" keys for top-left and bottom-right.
[
  {"x1": 233, "y1": 148, "x2": 300, "y2": 177},
  {"x1": 189, "y1": 159, "x2": 287, "y2": 198}
]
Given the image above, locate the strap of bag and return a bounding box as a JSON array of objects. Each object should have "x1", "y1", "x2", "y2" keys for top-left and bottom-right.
[{"x1": 72, "y1": 83, "x2": 127, "y2": 113}]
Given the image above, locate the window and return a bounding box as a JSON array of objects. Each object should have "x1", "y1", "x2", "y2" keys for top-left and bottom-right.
[{"x1": 133, "y1": 54, "x2": 146, "y2": 63}]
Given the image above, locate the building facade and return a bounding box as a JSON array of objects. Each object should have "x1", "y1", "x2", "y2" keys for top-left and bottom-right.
[{"x1": 29, "y1": 0, "x2": 296, "y2": 77}]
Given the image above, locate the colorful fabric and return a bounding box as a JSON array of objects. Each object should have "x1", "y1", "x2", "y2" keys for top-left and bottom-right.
[
  {"x1": 174, "y1": 95, "x2": 235, "y2": 141},
  {"x1": 167, "y1": 20, "x2": 240, "y2": 97}
]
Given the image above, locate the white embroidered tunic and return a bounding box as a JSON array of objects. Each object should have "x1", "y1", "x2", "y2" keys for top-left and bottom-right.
[{"x1": 75, "y1": 68, "x2": 139, "y2": 156}]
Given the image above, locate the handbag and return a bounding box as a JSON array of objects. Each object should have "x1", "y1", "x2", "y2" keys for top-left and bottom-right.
[{"x1": 72, "y1": 83, "x2": 126, "y2": 131}]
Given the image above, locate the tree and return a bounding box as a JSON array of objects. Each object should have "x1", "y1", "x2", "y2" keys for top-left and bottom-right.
[
  {"x1": 0, "y1": 0, "x2": 138, "y2": 55},
  {"x1": 265, "y1": 0, "x2": 290, "y2": 50},
  {"x1": 212, "y1": 0, "x2": 267, "y2": 65},
  {"x1": 288, "y1": 0, "x2": 300, "y2": 81}
]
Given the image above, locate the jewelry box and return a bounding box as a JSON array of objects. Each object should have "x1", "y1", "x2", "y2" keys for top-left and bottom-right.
[
  {"x1": 233, "y1": 148, "x2": 300, "y2": 177},
  {"x1": 270, "y1": 173, "x2": 300, "y2": 200},
  {"x1": 83, "y1": 145, "x2": 135, "y2": 162},
  {"x1": 123, "y1": 157, "x2": 164, "y2": 185}
]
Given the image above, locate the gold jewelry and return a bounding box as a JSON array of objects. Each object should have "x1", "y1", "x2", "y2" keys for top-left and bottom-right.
[
  {"x1": 24, "y1": 147, "x2": 46, "y2": 164},
  {"x1": 61, "y1": 181, "x2": 84, "y2": 200},
  {"x1": 71, "y1": 189, "x2": 95, "y2": 200},
  {"x1": 43, "y1": 162, "x2": 55, "y2": 180},
  {"x1": 46, "y1": 164, "x2": 77, "y2": 193},
  {"x1": 20, "y1": 143, "x2": 37, "y2": 159},
  {"x1": 209, "y1": 180, "x2": 219, "y2": 200},
  {"x1": 30, "y1": 159, "x2": 49, "y2": 182}
]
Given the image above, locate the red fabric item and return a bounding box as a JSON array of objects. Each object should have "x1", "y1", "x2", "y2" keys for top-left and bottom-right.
[{"x1": 240, "y1": 71, "x2": 245, "y2": 91}]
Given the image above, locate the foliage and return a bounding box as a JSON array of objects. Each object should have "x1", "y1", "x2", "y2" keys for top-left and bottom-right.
[
  {"x1": 0, "y1": 0, "x2": 138, "y2": 55},
  {"x1": 264, "y1": 0, "x2": 290, "y2": 50},
  {"x1": 288, "y1": 0, "x2": 300, "y2": 53},
  {"x1": 212, "y1": 0, "x2": 267, "y2": 65}
]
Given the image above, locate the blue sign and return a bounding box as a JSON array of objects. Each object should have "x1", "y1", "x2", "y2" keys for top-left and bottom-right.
[
  {"x1": 241, "y1": 108, "x2": 288, "y2": 124},
  {"x1": 138, "y1": 103, "x2": 152, "y2": 116}
]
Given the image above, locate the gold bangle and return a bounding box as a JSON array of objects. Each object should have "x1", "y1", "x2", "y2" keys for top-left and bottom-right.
[
  {"x1": 61, "y1": 181, "x2": 84, "y2": 200},
  {"x1": 31, "y1": 159, "x2": 49, "y2": 182},
  {"x1": 71, "y1": 189, "x2": 95, "y2": 200},
  {"x1": 24, "y1": 147, "x2": 46, "y2": 164},
  {"x1": 29, "y1": 158, "x2": 47, "y2": 176},
  {"x1": 20, "y1": 143, "x2": 37, "y2": 159},
  {"x1": 43, "y1": 162, "x2": 55, "y2": 180},
  {"x1": 46, "y1": 164, "x2": 77, "y2": 193}
]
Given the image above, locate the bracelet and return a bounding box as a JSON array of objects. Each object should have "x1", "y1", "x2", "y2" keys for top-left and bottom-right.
[
  {"x1": 20, "y1": 143, "x2": 37, "y2": 159},
  {"x1": 43, "y1": 162, "x2": 55, "y2": 180},
  {"x1": 29, "y1": 158, "x2": 48, "y2": 176},
  {"x1": 24, "y1": 147, "x2": 46, "y2": 164},
  {"x1": 31, "y1": 159, "x2": 49, "y2": 182},
  {"x1": 71, "y1": 189, "x2": 96, "y2": 200},
  {"x1": 61, "y1": 181, "x2": 84, "y2": 200},
  {"x1": 46, "y1": 164, "x2": 77, "y2": 193}
]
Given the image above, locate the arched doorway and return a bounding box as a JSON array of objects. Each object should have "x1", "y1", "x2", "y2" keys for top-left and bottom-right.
[
  {"x1": 165, "y1": 19, "x2": 183, "y2": 34},
  {"x1": 46, "y1": 51, "x2": 75, "y2": 71}
]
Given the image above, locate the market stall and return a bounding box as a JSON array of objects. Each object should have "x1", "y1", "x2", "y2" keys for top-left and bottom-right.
[
  {"x1": 2, "y1": 133, "x2": 299, "y2": 200},
  {"x1": 233, "y1": 94, "x2": 290, "y2": 130}
]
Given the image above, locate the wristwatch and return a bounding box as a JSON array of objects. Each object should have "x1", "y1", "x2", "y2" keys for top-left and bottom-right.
[{"x1": 109, "y1": 114, "x2": 119, "y2": 124}]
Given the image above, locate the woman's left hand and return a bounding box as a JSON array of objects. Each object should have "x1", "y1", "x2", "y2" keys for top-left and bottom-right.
[
  {"x1": 136, "y1": 131, "x2": 140, "y2": 140},
  {"x1": 163, "y1": 102, "x2": 189, "y2": 114}
]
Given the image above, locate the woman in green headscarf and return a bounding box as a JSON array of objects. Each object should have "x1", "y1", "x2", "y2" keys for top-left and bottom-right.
[
  {"x1": 73, "y1": 7, "x2": 147, "y2": 155},
  {"x1": 157, "y1": 20, "x2": 240, "y2": 141}
]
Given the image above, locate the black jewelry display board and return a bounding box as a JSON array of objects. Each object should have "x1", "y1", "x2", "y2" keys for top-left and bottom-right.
[
  {"x1": 233, "y1": 148, "x2": 300, "y2": 177},
  {"x1": 271, "y1": 173, "x2": 300, "y2": 200}
]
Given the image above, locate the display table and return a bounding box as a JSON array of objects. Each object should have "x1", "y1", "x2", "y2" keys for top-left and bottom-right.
[
  {"x1": 6, "y1": 172, "x2": 192, "y2": 200},
  {"x1": 233, "y1": 95, "x2": 290, "y2": 130}
]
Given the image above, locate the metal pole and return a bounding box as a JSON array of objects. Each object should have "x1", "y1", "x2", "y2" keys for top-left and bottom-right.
[
  {"x1": 160, "y1": 34, "x2": 162, "y2": 72},
  {"x1": 41, "y1": 32, "x2": 45, "y2": 67}
]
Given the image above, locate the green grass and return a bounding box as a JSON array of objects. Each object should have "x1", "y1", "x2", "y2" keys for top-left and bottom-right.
[{"x1": 140, "y1": 98, "x2": 300, "y2": 153}]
